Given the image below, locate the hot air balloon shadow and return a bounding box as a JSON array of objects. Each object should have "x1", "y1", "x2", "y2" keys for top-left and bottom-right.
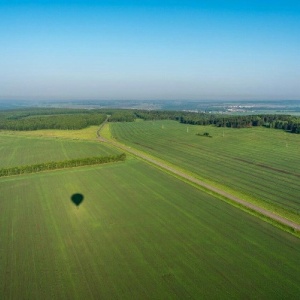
[{"x1": 71, "y1": 193, "x2": 84, "y2": 209}]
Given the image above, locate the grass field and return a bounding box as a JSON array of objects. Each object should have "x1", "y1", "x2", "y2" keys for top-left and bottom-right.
[
  {"x1": 0, "y1": 125, "x2": 100, "y2": 140},
  {"x1": 0, "y1": 133, "x2": 120, "y2": 168},
  {"x1": 1, "y1": 159, "x2": 300, "y2": 299},
  {"x1": 110, "y1": 120, "x2": 300, "y2": 221}
]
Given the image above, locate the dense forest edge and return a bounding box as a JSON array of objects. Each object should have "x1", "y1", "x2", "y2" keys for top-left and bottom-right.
[
  {"x1": 132, "y1": 110, "x2": 300, "y2": 133},
  {"x1": 0, "y1": 107, "x2": 299, "y2": 133},
  {"x1": 0, "y1": 153, "x2": 126, "y2": 177}
]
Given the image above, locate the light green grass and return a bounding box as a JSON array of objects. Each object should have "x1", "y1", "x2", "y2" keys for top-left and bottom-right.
[
  {"x1": 0, "y1": 125, "x2": 100, "y2": 140},
  {"x1": 1, "y1": 159, "x2": 300, "y2": 299},
  {"x1": 0, "y1": 134, "x2": 120, "y2": 168},
  {"x1": 100, "y1": 122, "x2": 112, "y2": 139},
  {"x1": 110, "y1": 120, "x2": 300, "y2": 222}
]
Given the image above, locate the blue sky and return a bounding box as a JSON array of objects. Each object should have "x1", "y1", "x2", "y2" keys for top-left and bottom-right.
[{"x1": 0, "y1": 1, "x2": 299, "y2": 101}]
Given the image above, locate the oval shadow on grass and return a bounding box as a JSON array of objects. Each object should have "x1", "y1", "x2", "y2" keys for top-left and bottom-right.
[{"x1": 71, "y1": 193, "x2": 84, "y2": 208}]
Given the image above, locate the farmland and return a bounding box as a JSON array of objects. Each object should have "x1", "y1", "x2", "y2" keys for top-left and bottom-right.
[
  {"x1": 0, "y1": 125, "x2": 101, "y2": 140},
  {"x1": 1, "y1": 159, "x2": 300, "y2": 299},
  {"x1": 110, "y1": 120, "x2": 300, "y2": 222},
  {"x1": 0, "y1": 133, "x2": 120, "y2": 168},
  {"x1": 1, "y1": 109, "x2": 300, "y2": 299}
]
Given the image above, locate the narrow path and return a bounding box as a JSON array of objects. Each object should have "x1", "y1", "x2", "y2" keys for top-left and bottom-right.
[
  {"x1": 96, "y1": 115, "x2": 110, "y2": 141},
  {"x1": 98, "y1": 124, "x2": 300, "y2": 232}
]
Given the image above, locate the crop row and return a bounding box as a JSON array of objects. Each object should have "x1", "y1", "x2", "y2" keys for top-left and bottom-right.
[{"x1": 111, "y1": 121, "x2": 300, "y2": 216}]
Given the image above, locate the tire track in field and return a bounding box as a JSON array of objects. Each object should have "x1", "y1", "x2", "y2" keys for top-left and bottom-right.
[{"x1": 98, "y1": 125, "x2": 300, "y2": 232}]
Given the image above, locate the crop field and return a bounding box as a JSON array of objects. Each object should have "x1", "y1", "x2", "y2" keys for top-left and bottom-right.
[
  {"x1": 1, "y1": 159, "x2": 300, "y2": 299},
  {"x1": 110, "y1": 120, "x2": 300, "y2": 220},
  {"x1": 0, "y1": 133, "x2": 120, "y2": 168}
]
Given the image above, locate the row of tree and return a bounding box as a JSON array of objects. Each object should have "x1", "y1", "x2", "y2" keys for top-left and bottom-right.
[
  {"x1": 105, "y1": 110, "x2": 300, "y2": 134},
  {"x1": 0, "y1": 153, "x2": 126, "y2": 177},
  {"x1": 178, "y1": 114, "x2": 300, "y2": 133},
  {"x1": 111, "y1": 110, "x2": 300, "y2": 134}
]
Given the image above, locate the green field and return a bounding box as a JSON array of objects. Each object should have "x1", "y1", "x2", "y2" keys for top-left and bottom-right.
[
  {"x1": 0, "y1": 134, "x2": 120, "y2": 168},
  {"x1": 1, "y1": 159, "x2": 300, "y2": 299},
  {"x1": 0, "y1": 125, "x2": 101, "y2": 140},
  {"x1": 110, "y1": 120, "x2": 300, "y2": 220}
]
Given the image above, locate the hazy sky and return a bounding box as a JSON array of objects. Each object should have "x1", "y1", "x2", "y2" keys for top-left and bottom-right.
[{"x1": 1, "y1": 0, "x2": 300, "y2": 101}]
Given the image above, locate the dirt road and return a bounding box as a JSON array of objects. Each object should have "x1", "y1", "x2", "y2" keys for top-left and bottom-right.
[{"x1": 98, "y1": 125, "x2": 300, "y2": 232}]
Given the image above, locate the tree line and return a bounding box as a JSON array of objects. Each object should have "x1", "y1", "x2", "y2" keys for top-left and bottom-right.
[
  {"x1": 106, "y1": 109, "x2": 300, "y2": 134},
  {"x1": 107, "y1": 110, "x2": 136, "y2": 122},
  {"x1": 178, "y1": 114, "x2": 300, "y2": 133},
  {"x1": 1, "y1": 107, "x2": 103, "y2": 119},
  {"x1": 0, "y1": 113, "x2": 107, "y2": 130},
  {"x1": 0, "y1": 107, "x2": 299, "y2": 133},
  {"x1": 0, "y1": 153, "x2": 126, "y2": 177}
]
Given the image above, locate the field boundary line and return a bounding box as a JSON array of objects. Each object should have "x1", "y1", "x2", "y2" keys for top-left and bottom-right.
[{"x1": 98, "y1": 123, "x2": 300, "y2": 234}]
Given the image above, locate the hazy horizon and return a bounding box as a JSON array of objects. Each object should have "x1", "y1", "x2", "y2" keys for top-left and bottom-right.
[
  {"x1": 1, "y1": 1, "x2": 300, "y2": 101},
  {"x1": 1, "y1": 98, "x2": 300, "y2": 102}
]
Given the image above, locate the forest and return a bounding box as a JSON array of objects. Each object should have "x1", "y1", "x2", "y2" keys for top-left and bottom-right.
[
  {"x1": 133, "y1": 110, "x2": 300, "y2": 133},
  {"x1": 0, "y1": 107, "x2": 299, "y2": 133},
  {"x1": 0, "y1": 109, "x2": 107, "y2": 130}
]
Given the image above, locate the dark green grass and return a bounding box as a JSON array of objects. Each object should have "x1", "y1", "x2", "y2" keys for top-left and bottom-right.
[
  {"x1": 110, "y1": 121, "x2": 300, "y2": 220},
  {"x1": 0, "y1": 134, "x2": 120, "y2": 168},
  {"x1": 1, "y1": 159, "x2": 300, "y2": 299}
]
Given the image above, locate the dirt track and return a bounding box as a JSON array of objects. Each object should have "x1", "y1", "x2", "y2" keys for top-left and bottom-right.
[{"x1": 98, "y1": 125, "x2": 300, "y2": 232}]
